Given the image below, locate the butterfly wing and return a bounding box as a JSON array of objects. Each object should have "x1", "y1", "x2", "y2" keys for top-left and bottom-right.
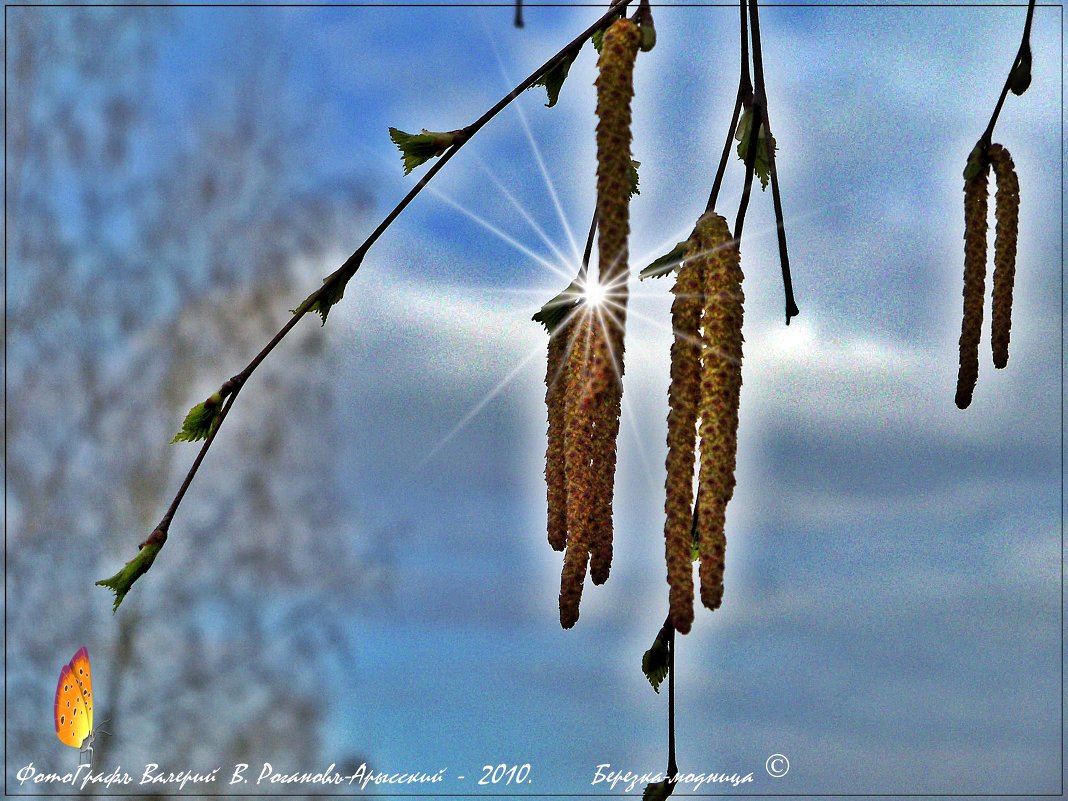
[
  {"x1": 68, "y1": 647, "x2": 93, "y2": 734},
  {"x1": 54, "y1": 663, "x2": 90, "y2": 748}
]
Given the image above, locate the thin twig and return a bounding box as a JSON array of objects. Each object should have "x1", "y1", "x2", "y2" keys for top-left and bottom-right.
[
  {"x1": 667, "y1": 625, "x2": 678, "y2": 779},
  {"x1": 705, "y1": 0, "x2": 752, "y2": 213},
  {"x1": 748, "y1": 0, "x2": 798, "y2": 323},
  {"x1": 575, "y1": 210, "x2": 599, "y2": 286},
  {"x1": 732, "y1": 97, "x2": 761, "y2": 243},
  {"x1": 133, "y1": 0, "x2": 634, "y2": 560},
  {"x1": 732, "y1": 0, "x2": 761, "y2": 242},
  {"x1": 979, "y1": 0, "x2": 1036, "y2": 146},
  {"x1": 732, "y1": 0, "x2": 797, "y2": 323},
  {"x1": 765, "y1": 117, "x2": 799, "y2": 323}
]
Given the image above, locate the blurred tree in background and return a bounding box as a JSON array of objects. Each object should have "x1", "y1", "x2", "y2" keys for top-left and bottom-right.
[{"x1": 6, "y1": 7, "x2": 383, "y2": 785}]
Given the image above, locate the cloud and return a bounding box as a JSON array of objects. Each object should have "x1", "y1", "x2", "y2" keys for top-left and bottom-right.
[{"x1": 274, "y1": 7, "x2": 1062, "y2": 789}]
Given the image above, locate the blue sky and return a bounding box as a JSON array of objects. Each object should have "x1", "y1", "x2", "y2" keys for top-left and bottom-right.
[{"x1": 10, "y1": 3, "x2": 1064, "y2": 797}]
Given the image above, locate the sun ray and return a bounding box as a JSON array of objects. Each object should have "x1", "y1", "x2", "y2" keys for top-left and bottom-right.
[
  {"x1": 465, "y1": 286, "x2": 586, "y2": 299},
  {"x1": 481, "y1": 18, "x2": 583, "y2": 265},
  {"x1": 473, "y1": 159, "x2": 575, "y2": 269},
  {"x1": 409, "y1": 343, "x2": 546, "y2": 474},
  {"x1": 623, "y1": 301, "x2": 742, "y2": 366},
  {"x1": 351, "y1": 137, "x2": 579, "y2": 286},
  {"x1": 426, "y1": 186, "x2": 574, "y2": 284},
  {"x1": 617, "y1": 371, "x2": 656, "y2": 486}
]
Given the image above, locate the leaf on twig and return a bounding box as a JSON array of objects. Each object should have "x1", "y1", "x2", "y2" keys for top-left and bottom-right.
[
  {"x1": 388, "y1": 127, "x2": 459, "y2": 175},
  {"x1": 639, "y1": 241, "x2": 688, "y2": 280},
  {"x1": 293, "y1": 275, "x2": 347, "y2": 326},
  {"x1": 96, "y1": 528, "x2": 167, "y2": 612},
  {"x1": 532, "y1": 282, "x2": 583, "y2": 334},
  {"x1": 531, "y1": 51, "x2": 579, "y2": 108},
  {"x1": 639, "y1": 21, "x2": 656, "y2": 52},
  {"x1": 1009, "y1": 48, "x2": 1032, "y2": 96},
  {"x1": 592, "y1": 27, "x2": 605, "y2": 53},
  {"x1": 642, "y1": 633, "x2": 670, "y2": 693},
  {"x1": 170, "y1": 392, "x2": 223, "y2": 444},
  {"x1": 629, "y1": 159, "x2": 641, "y2": 198},
  {"x1": 735, "y1": 107, "x2": 776, "y2": 191}
]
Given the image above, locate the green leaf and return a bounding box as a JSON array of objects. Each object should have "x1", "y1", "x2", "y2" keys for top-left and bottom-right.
[
  {"x1": 629, "y1": 159, "x2": 641, "y2": 198},
  {"x1": 171, "y1": 393, "x2": 223, "y2": 444},
  {"x1": 639, "y1": 241, "x2": 688, "y2": 280},
  {"x1": 642, "y1": 780, "x2": 674, "y2": 801},
  {"x1": 962, "y1": 143, "x2": 986, "y2": 181},
  {"x1": 293, "y1": 276, "x2": 347, "y2": 326},
  {"x1": 735, "y1": 107, "x2": 777, "y2": 191},
  {"x1": 639, "y1": 22, "x2": 656, "y2": 53},
  {"x1": 96, "y1": 529, "x2": 166, "y2": 612},
  {"x1": 592, "y1": 27, "x2": 605, "y2": 53},
  {"x1": 388, "y1": 127, "x2": 458, "y2": 175},
  {"x1": 531, "y1": 51, "x2": 578, "y2": 108},
  {"x1": 642, "y1": 634, "x2": 670, "y2": 693},
  {"x1": 532, "y1": 282, "x2": 583, "y2": 334}
]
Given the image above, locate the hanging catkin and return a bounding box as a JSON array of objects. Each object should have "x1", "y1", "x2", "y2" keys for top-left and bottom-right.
[
  {"x1": 955, "y1": 158, "x2": 990, "y2": 409},
  {"x1": 545, "y1": 314, "x2": 577, "y2": 552},
  {"x1": 585, "y1": 17, "x2": 640, "y2": 408},
  {"x1": 588, "y1": 376, "x2": 621, "y2": 585},
  {"x1": 987, "y1": 143, "x2": 1019, "y2": 370},
  {"x1": 694, "y1": 213, "x2": 744, "y2": 612},
  {"x1": 663, "y1": 239, "x2": 704, "y2": 634},
  {"x1": 560, "y1": 312, "x2": 595, "y2": 628}
]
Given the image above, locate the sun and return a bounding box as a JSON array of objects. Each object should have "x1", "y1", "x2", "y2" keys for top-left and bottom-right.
[{"x1": 583, "y1": 277, "x2": 607, "y2": 307}]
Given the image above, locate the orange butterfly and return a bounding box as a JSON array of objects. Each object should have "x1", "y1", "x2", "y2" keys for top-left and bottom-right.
[{"x1": 54, "y1": 648, "x2": 97, "y2": 762}]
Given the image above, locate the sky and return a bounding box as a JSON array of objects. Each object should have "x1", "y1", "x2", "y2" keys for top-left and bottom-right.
[{"x1": 7, "y1": 2, "x2": 1064, "y2": 798}]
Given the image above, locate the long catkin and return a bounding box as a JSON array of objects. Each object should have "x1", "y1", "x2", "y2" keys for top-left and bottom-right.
[
  {"x1": 987, "y1": 143, "x2": 1019, "y2": 370},
  {"x1": 585, "y1": 18, "x2": 640, "y2": 408},
  {"x1": 588, "y1": 375, "x2": 621, "y2": 585},
  {"x1": 560, "y1": 312, "x2": 594, "y2": 628},
  {"x1": 663, "y1": 244, "x2": 704, "y2": 634},
  {"x1": 694, "y1": 213, "x2": 744, "y2": 612},
  {"x1": 955, "y1": 159, "x2": 991, "y2": 409},
  {"x1": 545, "y1": 315, "x2": 577, "y2": 552}
]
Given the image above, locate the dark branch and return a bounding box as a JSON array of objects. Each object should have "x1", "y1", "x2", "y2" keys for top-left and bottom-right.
[{"x1": 120, "y1": 0, "x2": 635, "y2": 585}]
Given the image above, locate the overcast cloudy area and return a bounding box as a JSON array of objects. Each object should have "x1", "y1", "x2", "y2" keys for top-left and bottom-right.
[{"x1": 5, "y1": 3, "x2": 1062, "y2": 798}]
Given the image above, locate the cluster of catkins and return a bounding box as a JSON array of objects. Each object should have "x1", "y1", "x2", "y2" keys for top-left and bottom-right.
[
  {"x1": 544, "y1": 18, "x2": 640, "y2": 629},
  {"x1": 543, "y1": 15, "x2": 747, "y2": 634},
  {"x1": 955, "y1": 143, "x2": 1020, "y2": 409},
  {"x1": 662, "y1": 212, "x2": 744, "y2": 634}
]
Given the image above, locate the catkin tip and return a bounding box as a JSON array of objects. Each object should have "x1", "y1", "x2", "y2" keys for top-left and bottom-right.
[
  {"x1": 559, "y1": 540, "x2": 588, "y2": 629},
  {"x1": 558, "y1": 312, "x2": 597, "y2": 627}
]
